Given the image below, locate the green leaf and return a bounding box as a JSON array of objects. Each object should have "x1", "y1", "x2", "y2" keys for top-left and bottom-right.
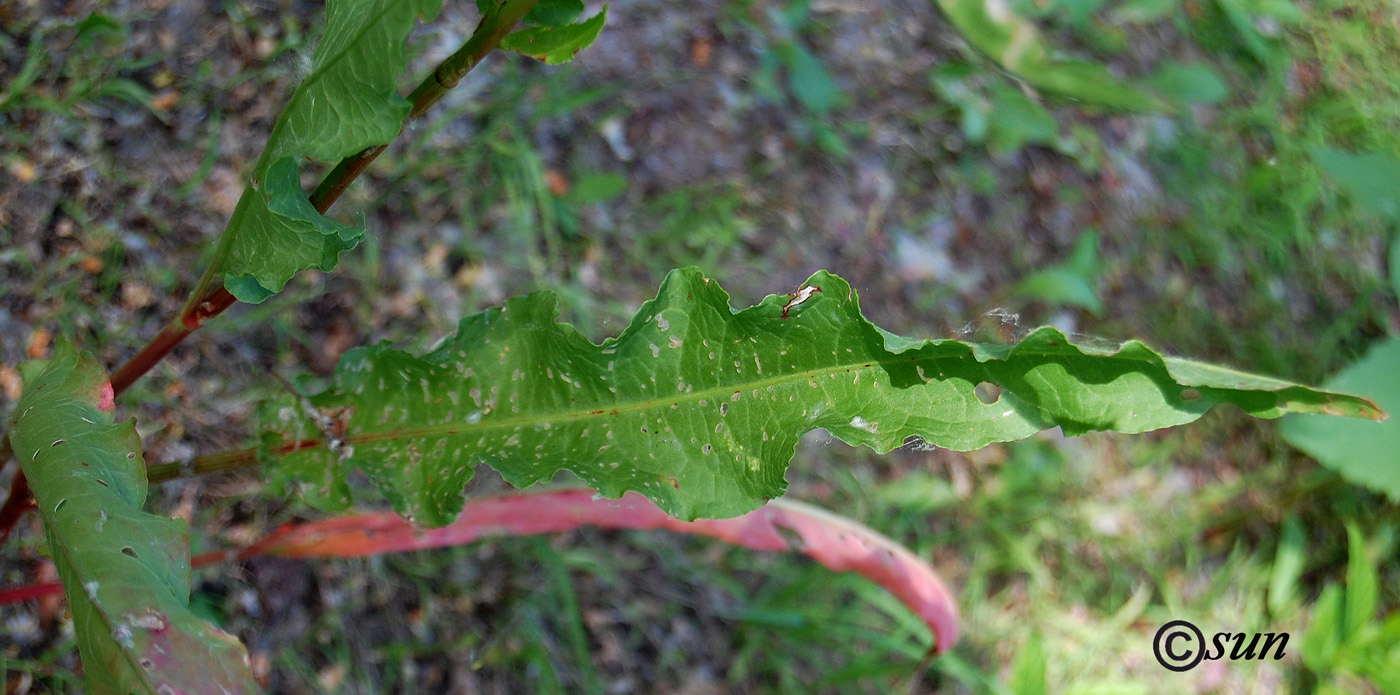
[
  {"x1": 1389, "y1": 235, "x2": 1400, "y2": 299},
  {"x1": 500, "y1": 6, "x2": 607, "y2": 65},
  {"x1": 1303, "y1": 585, "x2": 1346, "y2": 674},
  {"x1": 261, "y1": 268, "x2": 1377, "y2": 526},
  {"x1": 74, "y1": 12, "x2": 123, "y2": 44},
  {"x1": 1147, "y1": 61, "x2": 1229, "y2": 106},
  {"x1": 1008, "y1": 633, "x2": 1047, "y2": 695},
  {"x1": 219, "y1": 0, "x2": 443, "y2": 302},
  {"x1": 1343, "y1": 523, "x2": 1377, "y2": 640},
  {"x1": 775, "y1": 41, "x2": 846, "y2": 115},
  {"x1": 223, "y1": 157, "x2": 365, "y2": 303},
  {"x1": 564, "y1": 172, "x2": 628, "y2": 205},
  {"x1": 1113, "y1": 0, "x2": 1180, "y2": 23},
  {"x1": 986, "y1": 83, "x2": 1058, "y2": 154},
  {"x1": 524, "y1": 0, "x2": 584, "y2": 27},
  {"x1": 9, "y1": 344, "x2": 258, "y2": 695},
  {"x1": 931, "y1": 0, "x2": 1160, "y2": 110},
  {"x1": 1312, "y1": 147, "x2": 1400, "y2": 220},
  {"x1": 1215, "y1": 0, "x2": 1284, "y2": 64},
  {"x1": 1268, "y1": 515, "x2": 1306, "y2": 614},
  {"x1": 1281, "y1": 337, "x2": 1400, "y2": 502},
  {"x1": 1013, "y1": 232, "x2": 1103, "y2": 314}
]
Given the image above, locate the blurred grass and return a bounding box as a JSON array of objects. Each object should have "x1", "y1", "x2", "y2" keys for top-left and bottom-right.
[{"x1": 2, "y1": 0, "x2": 1399, "y2": 693}]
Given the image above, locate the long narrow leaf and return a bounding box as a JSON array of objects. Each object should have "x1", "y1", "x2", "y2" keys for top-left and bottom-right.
[
  {"x1": 2, "y1": 489, "x2": 961, "y2": 653},
  {"x1": 257, "y1": 490, "x2": 959, "y2": 653},
  {"x1": 9, "y1": 344, "x2": 259, "y2": 695},
  {"x1": 264, "y1": 268, "x2": 1379, "y2": 526}
]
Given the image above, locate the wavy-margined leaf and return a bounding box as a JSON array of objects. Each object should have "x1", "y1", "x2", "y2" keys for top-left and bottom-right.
[
  {"x1": 263, "y1": 268, "x2": 1379, "y2": 526},
  {"x1": 499, "y1": 6, "x2": 607, "y2": 65},
  {"x1": 221, "y1": 0, "x2": 442, "y2": 302},
  {"x1": 9, "y1": 344, "x2": 258, "y2": 695},
  {"x1": 932, "y1": 0, "x2": 1160, "y2": 110}
]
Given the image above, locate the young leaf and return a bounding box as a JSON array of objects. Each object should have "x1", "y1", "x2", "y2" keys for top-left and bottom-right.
[
  {"x1": 499, "y1": 6, "x2": 607, "y2": 65},
  {"x1": 262, "y1": 268, "x2": 1378, "y2": 527},
  {"x1": 8, "y1": 344, "x2": 259, "y2": 695},
  {"x1": 1012, "y1": 231, "x2": 1104, "y2": 315},
  {"x1": 219, "y1": 0, "x2": 443, "y2": 302},
  {"x1": 931, "y1": 0, "x2": 1160, "y2": 110}
]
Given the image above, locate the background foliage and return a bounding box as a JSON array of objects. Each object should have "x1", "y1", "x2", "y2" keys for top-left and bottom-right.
[{"x1": 1, "y1": 0, "x2": 1397, "y2": 692}]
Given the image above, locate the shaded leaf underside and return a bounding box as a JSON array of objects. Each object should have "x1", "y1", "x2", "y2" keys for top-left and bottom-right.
[
  {"x1": 265, "y1": 269, "x2": 1378, "y2": 526},
  {"x1": 250, "y1": 489, "x2": 960, "y2": 652},
  {"x1": 10, "y1": 345, "x2": 258, "y2": 695}
]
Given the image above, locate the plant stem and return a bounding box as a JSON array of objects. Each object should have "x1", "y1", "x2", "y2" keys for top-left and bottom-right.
[
  {"x1": 146, "y1": 439, "x2": 321, "y2": 485},
  {"x1": 310, "y1": 0, "x2": 539, "y2": 208},
  {"x1": 0, "y1": 0, "x2": 541, "y2": 537}
]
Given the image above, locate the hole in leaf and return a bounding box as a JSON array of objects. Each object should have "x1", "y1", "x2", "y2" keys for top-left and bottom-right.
[
  {"x1": 773, "y1": 524, "x2": 805, "y2": 550},
  {"x1": 53, "y1": 499, "x2": 67, "y2": 513},
  {"x1": 51, "y1": 440, "x2": 65, "y2": 447},
  {"x1": 1180, "y1": 388, "x2": 1201, "y2": 401},
  {"x1": 95, "y1": 478, "x2": 109, "y2": 488},
  {"x1": 974, "y1": 382, "x2": 1002, "y2": 405},
  {"x1": 121, "y1": 547, "x2": 138, "y2": 559}
]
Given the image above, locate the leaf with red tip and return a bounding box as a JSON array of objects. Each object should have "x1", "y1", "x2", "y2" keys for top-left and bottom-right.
[
  {"x1": 249, "y1": 489, "x2": 960, "y2": 653},
  {"x1": 8, "y1": 343, "x2": 260, "y2": 695}
]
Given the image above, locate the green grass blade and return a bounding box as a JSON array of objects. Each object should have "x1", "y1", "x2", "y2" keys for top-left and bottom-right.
[
  {"x1": 9, "y1": 343, "x2": 259, "y2": 695},
  {"x1": 263, "y1": 268, "x2": 1380, "y2": 526}
]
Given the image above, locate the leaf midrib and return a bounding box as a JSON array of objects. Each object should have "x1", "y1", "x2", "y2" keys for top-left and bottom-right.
[
  {"x1": 337, "y1": 342, "x2": 1172, "y2": 447},
  {"x1": 302, "y1": 327, "x2": 1371, "y2": 453},
  {"x1": 30, "y1": 433, "x2": 160, "y2": 694}
]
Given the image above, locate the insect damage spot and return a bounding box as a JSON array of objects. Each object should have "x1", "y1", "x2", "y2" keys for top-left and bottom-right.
[{"x1": 974, "y1": 382, "x2": 1003, "y2": 405}]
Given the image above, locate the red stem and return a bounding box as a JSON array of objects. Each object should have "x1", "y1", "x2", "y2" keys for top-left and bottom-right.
[
  {"x1": 0, "y1": 475, "x2": 33, "y2": 545},
  {"x1": 0, "y1": 2, "x2": 538, "y2": 541}
]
